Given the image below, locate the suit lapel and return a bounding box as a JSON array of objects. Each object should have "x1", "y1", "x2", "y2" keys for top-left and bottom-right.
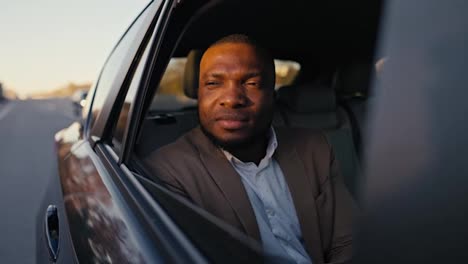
[
  {"x1": 275, "y1": 128, "x2": 324, "y2": 263},
  {"x1": 192, "y1": 128, "x2": 261, "y2": 241}
]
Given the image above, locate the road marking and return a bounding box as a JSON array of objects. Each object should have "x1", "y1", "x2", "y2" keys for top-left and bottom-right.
[{"x1": 0, "y1": 102, "x2": 14, "y2": 121}]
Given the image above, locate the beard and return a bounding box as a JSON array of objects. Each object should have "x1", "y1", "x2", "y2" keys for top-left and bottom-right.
[{"x1": 199, "y1": 123, "x2": 270, "y2": 152}]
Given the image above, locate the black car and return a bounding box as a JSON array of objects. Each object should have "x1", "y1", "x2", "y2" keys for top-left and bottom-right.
[{"x1": 38, "y1": 0, "x2": 468, "y2": 263}]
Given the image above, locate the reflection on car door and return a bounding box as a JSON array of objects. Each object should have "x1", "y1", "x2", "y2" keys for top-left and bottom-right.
[{"x1": 36, "y1": 2, "x2": 165, "y2": 263}]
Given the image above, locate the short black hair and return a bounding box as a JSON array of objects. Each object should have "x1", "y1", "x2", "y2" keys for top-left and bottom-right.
[
  {"x1": 210, "y1": 34, "x2": 272, "y2": 61},
  {"x1": 211, "y1": 34, "x2": 258, "y2": 47},
  {"x1": 209, "y1": 34, "x2": 275, "y2": 86}
]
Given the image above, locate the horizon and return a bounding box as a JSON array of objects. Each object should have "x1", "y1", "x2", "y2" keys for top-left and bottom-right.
[{"x1": 0, "y1": 0, "x2": 149, "y2": 97}]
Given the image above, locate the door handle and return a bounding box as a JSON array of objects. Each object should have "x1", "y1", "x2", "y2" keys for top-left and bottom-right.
[{"x1": 44, "y1": 205, "x2": 59, "y2": 262}]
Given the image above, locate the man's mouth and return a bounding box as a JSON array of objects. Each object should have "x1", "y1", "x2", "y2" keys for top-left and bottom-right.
[{"x1": 215, "y1": 114, "x2": 249, "y2": 130}]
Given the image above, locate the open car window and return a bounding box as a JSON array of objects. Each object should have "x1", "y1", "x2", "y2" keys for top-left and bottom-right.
[{"x1": 125, "y1": 0, "x2": 381, "y2": 262}]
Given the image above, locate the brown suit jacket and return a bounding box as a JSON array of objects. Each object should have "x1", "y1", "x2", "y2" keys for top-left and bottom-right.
[{"x1": 144, "y1": 126, "x2": 356, "y2": 264}]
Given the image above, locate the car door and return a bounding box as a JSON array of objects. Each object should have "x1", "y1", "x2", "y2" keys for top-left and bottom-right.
[{"x1": 36, "y1": 1, "x2": 169, "y2": 263}]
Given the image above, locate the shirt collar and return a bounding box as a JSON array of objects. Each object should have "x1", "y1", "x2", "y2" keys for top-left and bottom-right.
[{"x1": 222, "y1": 127, "x2": 278, "y2": 165}]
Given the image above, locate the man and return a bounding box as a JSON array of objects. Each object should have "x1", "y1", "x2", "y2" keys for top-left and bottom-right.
[{"x1": 144, "y1": 34, "x2": 356, "y2": 264}]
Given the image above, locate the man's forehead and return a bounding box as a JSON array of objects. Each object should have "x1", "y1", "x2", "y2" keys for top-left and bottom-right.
[
  {"x1": 202, "y1": 42, "x2": 260, "y2": 62},
  {"x1": 201, "y1": 43, "x2": 264, "y2": 69},
  {"x1": 201, "y1": 69, "x2": 263, "y2": 79},
  {"x1": 200, "y1": 60, "x2": 266, "y2": 79}
]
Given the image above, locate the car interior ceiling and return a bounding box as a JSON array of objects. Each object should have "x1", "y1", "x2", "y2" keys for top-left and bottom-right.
[
  {"x1": 174, "y1": 0, "x2": 381, "y2": 61},
  {"x1": 135, "y1": 0, "x2": 383, "y2": 199}
]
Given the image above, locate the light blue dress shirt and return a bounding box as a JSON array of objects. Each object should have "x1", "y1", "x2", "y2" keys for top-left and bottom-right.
[{"x1": 222, "y1": 128, "x2": 312, "y2": 264}]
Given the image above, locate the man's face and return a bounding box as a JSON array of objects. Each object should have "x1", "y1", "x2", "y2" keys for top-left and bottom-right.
[{"x1": 198, "y1": 42, "x2": 275, "y2": 148}]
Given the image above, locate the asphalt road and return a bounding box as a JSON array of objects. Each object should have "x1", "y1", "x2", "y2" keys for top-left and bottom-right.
[{"x1": 0, "y1": 99, "x2": 77, "y2": 264}]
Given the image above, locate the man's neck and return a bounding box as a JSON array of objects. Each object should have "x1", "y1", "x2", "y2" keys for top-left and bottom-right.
[{"x1": 223, "y1": 136, "x2": 268, "y2": 165}]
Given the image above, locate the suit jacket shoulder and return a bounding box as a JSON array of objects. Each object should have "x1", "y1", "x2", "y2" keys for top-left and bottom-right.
[
  {"x1": 146, "y1": 127, "x2": 202, "y2": 168},
  {"x1": 143, "y1": 127, "x2": 214, "y2": 200}
]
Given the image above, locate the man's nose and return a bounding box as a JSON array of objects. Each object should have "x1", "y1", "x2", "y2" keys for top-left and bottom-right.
[{"x1": 219, "y1": 82, "x2": 248, "y2": 108}]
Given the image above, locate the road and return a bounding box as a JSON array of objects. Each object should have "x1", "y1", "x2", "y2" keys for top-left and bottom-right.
[{"x1": 0, "y1": 99, "x2": 77, "y2": 263}]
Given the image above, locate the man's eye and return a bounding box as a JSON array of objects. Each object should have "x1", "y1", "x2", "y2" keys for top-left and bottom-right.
[
  {"x1": 246, "y1": 82, "x2": 259, "y2": 88},
  {"x1": 206, "y1": 81, "x2": 220, "y2": 86}
]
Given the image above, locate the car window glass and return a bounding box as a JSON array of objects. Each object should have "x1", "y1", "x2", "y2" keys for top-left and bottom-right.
[
  {"x1": 111, "y1": 42, "x2": 152, "y2": 154},
  {"x1": 89, "y1": 6, "x2": 151, "y2": 131},
  {"x1": 149, "y1": 57, "x2": 197, "y2": 113},
  {"x1": 81, "y1": 82, "x2": 96, "y2": 123}
]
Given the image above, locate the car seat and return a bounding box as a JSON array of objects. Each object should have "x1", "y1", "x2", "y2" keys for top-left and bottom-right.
[
  {"x1": 275, "y1": 82, "x2": 361, "y2": 198},
  {"x1": 135, "y1": 50, "x2": 202, "y2": 157}
]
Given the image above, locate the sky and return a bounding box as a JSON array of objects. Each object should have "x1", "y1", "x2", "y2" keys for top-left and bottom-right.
[{"x1": 0, "y1": 0, "x2": 150, "y2": 97}]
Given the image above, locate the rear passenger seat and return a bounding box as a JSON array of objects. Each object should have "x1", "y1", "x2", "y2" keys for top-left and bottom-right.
[
  {"x1": 333, "y1": 62, "x2": 374, "y2": 157},
  {"x1": 275, "y1": 83, "x2": 361, "y2": 197},
  {"x1": 275, "y1": 83, "x2": 345, "y2": 129}
]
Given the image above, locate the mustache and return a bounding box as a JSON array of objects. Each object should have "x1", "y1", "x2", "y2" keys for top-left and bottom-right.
[{"x1": 214, "y1": 111, "x2": 249, "y2": 121}]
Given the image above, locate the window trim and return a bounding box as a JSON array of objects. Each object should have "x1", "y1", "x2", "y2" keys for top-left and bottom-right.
[
  {"x1": 119, "y1": 0, "x2": 182, "y2": 164},
  {"x1": 104, "y1": 18, "x2": 158, "y2": 157},
  {"x1": 88, "y1": 1, "x2": 161, "y2": 146},
  {"x1": 120, "y1": 0, "x2": 210, "y2": 164}
]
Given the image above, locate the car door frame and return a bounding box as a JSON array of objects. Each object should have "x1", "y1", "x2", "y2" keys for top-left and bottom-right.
[
  {"x1": 86, "y1": 0, "x2": 209, "y2": 262},
  {"x1": 87, "y1": 0, "x2": 160, "y2": 146}
]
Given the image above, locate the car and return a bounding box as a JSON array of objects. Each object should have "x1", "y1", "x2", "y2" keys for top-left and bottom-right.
[
  {"x1": 36, "y1": 0, "x2": 392, "y2": 263},
  {"x1": 70, "y1": 90, "x2": 89, "y2": 116},
  {"x1": 71, "y1": 90, "x2": 88, "y2": 108}
]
